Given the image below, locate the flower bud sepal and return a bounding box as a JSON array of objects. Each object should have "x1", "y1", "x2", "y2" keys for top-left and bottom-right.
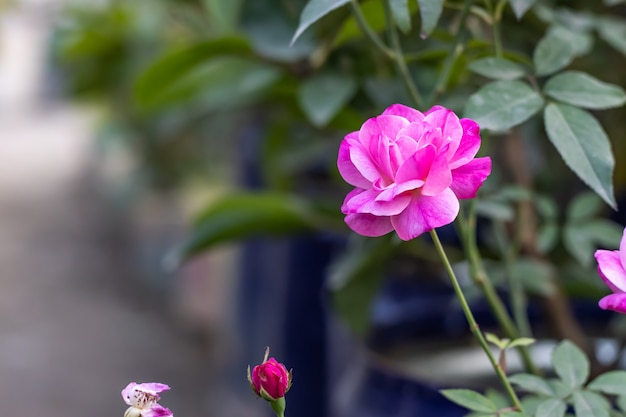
[{"x1": 270, "y1": 397, "x2": 286, "y2": 417}]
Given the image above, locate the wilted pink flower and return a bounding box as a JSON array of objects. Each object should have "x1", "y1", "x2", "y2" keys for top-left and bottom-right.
[
  {"x1": 338, "y1": 104, "x2": 491, "y2": 240},
  {"x1": 248, "y1": 347, "x2": 292, "y2": 401},
  {"x1": 122, "y1": 382, "x2": 173, "y2": 417},
  {"x1": 595, "y1": 227, "x2": 626, "y2": 313}
]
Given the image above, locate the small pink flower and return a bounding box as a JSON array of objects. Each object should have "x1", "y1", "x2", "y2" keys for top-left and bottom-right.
[
  {"x1": 248, "y1": 348, "x2": 292, "y2": 401},
  {"x1": 595, "y1": 227, "x2": 626, "y2": 313},
  {"x1": 122, "y1": 382, "x2": 173, "y2": 417},
  {"x1": 338, "y1": 104, "x2": 491, "y2": 240}
]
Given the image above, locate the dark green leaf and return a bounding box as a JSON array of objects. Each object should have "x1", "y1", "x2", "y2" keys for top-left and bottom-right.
[
  {"x1": 134, "y1": 37, "x2": 253, "y2": 107},
  {"x1": 567, "y1": 191, "x2": 603, "y2": 222},
  {"x1": 597, "y1": 18, "x2": 626, "y2": 56},
  {"x1": 509, "y1": 0, "x2": 537, "y2": 20},
  {"x1": 390, "y1": 0, "x2": 411, "y2": 33},
  {"x1": 536, "y1": 398, "x2": 567, "y2": 417},
  {"x1": 573, "y1": 390, "x2": 610, "y2": 417},
  {"x1": 440, "y1": 389, "x2": 498, "y2": 413},
  {"x1": 533, "y1": 27, "x2": 577, "y2": 76},
  {"x1": 509, "y1": 373, "x2": 556, "y2": 396},
  {"x1": 564, "y1": 220, "x2": 624, "y2": 266},
  {"x1": 475, "y1": 200, "x2": 515, "y2": 221},
  {"x1": 298, "y1": 72, "x2": 357, "y2": 127},
  {"x1": 165, "y1": 193, "x2": 316, "y2": 267},
  {"x1": 468, "y1": 57, "x2": 526, "y2": 80},
  {"x1": 464, "y1": 80, "x2": 544, "y2": 131},
  {"x1": 605, "y1": 0, "x2": 626, "y2": 5},
  {"x1": 544, "y1": 71, "x2": 626, "y2": 110},
  {"x1": 417, "y1": 0, "x2": 443, "y2": 38},
  {"x1": 617, "y1": 394, "x2": 626, "y2": 412},
  {"x1": 588, "y1": 371, "x2": 626, "y2": 395},
  {"x1": 292, "y1": 0, "x2": 350, "y2": 44},
  {"x1": 543, "y1": 103, "x2": 616, "y2": 209},
  {"x1": 552, "y1": 340, "x2": 589, "y2": 388},
  {"x1": 512, "y1": 258, "x2": 555, "y2": 296},
  {"x1": 328, "y1": 236, "x2": 395, "y2": 335},
  {"x1": 537, "y1": 222, "x2": 559, "y2": 254}
]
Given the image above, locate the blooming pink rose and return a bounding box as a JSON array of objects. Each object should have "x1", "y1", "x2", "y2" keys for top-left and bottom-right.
[
  {"x1": 595, "y1": 227, "x2": 626, "y2": 313},
  {"x1": 122, "y1": 382, "x2": 173, "y2": 417},
  {"x1": 338, "y1": 104, "x2": 492, "y2": 240},
  {"x1": 248, "y1": 351, "x2": 291, "y2": 401}
]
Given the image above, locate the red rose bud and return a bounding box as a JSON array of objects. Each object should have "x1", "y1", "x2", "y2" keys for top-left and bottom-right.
[{"x1": 248, "y1": 347, "x2": 292, "y2": 402}]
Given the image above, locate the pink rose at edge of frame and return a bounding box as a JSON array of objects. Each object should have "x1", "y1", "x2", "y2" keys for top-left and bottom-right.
[
  {"x1": 595, "y1": 227, "x2": 626, "y2": 313},
  {"x1": 337, "y1": 103, "x2": 492, "y2": 240},
  {"x1": 251, "y1": 357, "x2": 291, "y2": 400}
]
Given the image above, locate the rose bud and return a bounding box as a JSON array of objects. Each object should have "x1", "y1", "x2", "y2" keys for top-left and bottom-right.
[{"x1": 247, "y1": 347, "x2": 292, "y2": 402}]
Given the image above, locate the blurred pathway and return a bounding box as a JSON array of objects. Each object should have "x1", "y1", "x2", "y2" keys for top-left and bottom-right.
[{"x1": 0, "y1": 2, "x2": 216, "y2": 417}]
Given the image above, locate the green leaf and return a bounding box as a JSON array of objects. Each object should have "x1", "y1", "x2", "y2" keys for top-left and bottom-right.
[
  {"x1": 165, "y1": 193, "x2": 316, "y2": 267},
  {"x1": 508, "y1": 337, "x2": 536, "y2": 348},
  {"x1": 328, "y1": 236, "x2": 395, "y2": 335},
  {"x1": 475, "y1": 199, "x2": 514, "y2": 221},
  {"x1": 596, "y1": 18, "x2": 626, "y2": 56},
  {"x1": 588, "y1": 371, "x2": 626, "y2": 395},
  {"x1": 617, "y1": 394, "x2": 626, "y2": 412},
  {"x1": 292, "y1": 0, "x2": 350, "y2": 44},
  {"x1": 298, "y1": 72, "x2": 357, "y2": 127},
  {"x1": 486, "y1": 332, "x2": 509, "y2": 349},
  {"x1": 511, "y1": 258, "x2": 555, "y2": 296},
  {"x1": 552, "y1": 340, "x2": 589, "y2": 388},
  {"x1": 564, "y1": 220, "x2": 624, "y2": 266},
  {"x1": 468, "y1": 57, "x2": 526, "y2": 80},
  {"x1": 134, "y1": 37, "x2": 253, "y2": 107},
  {"x1": 464, "y1": 80, "x2": 544, "y2": 131},
  {"x1": 605, "y1": 0, "x2": 626, "y2": 5},
  {"x1": 202, "y1": 0, "x2": 241, "y2": 32},
  {"x1": 509, "y1": 0, "x2": 537, "y2": 20},
  {"x1": 537, "y1": 222, "x2": 559, "y2": 254},
  {"x1": 567, "y1": 191, "x2": 603, "y2": 222},
  {"x1": 543, "y1": 103, "x2": 616, "y2": 209},
  {"x1": 535, "y1": 398, "x2": 567, "y2": 417},
  {"x1": 573, "y1": 390, "x2": 610, "y2": 417},
  {"x1": 509, "y1": 373, "x2": 556, "y2": 396},
  {"x1": 544, "y1": 71, "x2": 626, "y2": 110},
  {"x1": 440, "y1": 389, "x2": 498, "y2": 413},
  {"x1": 417, "y1": 0, "x2": 443, "y2": 38},
  {"x1": 533, "y1": 27, "x2": 577, "y2": 76},
  {"x1": 390, "y1": 0, "x2": 411, "y2": 33}
]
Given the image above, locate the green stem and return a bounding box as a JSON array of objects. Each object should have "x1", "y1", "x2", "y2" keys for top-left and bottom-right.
[
  {"x1": 349, "y1": 0, "x2": 395, "y2": 59},
  {"x1": 428, "y1": 0, "x2": 472, "y2": 106},
  {"x1": 457, "y1": 203, "x2": 540, "y2": 375},
  {"x1": 382, "y1": 0, "x2": 424, "y2": 108},
  {"x1": 493, "y1": 221, "x2": 533, "y2": 338},
  {"x1": 429, "y1": 229, "x2": 524, "y2": 412},
  {"x1": 492, "y1": 0, "x2": 505, "y2": 57}
]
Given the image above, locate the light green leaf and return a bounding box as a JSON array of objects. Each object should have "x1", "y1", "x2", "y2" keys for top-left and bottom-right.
[
  {"x1": 534, "y1": 27, "x2": 577, "y2": 76},
  {"x1": 567, "y1": 191, "x2": 603, "y2": 222},
  {"x1": 537, "y1": 222, "x2": 559, "y2": 254},
  {"x1": 544, "y1": 71, "x2": 626, "y2": 110},
  {"x1": 292, "y1": 0, "x2": 350, "y2": 44},
  {"x1": 552, "y1": 340, "x2": 589, "y2": 388},
  {"x1": 597, "y1": 17, "x2": 626, "y2": 56},
  {"x1": 202, "y1": 0, "x2": 241, "y2": 32},
  {"x1": 511, "y1": 258, "x2": 555, "y2": 296},
  {"x1": 417, "y1": 0, "x2": 443, "y2": 38},
  {"x1": 573, "y1": 391, "x2": 610, "y2": 417},
  {"x1": 564, "y1": 219, "x2": 624, "y2": 266},
  {"x1": 486, "y1": 332, "x2": 508, "y2": 349},
  {"x1": 617, "y1": 394, "x2": 626, "y2": 412},
  {"x1": 390, "y1": 0, "x2": 411, "y2": 33},
  {"x1": 536, "y1": 398, "x2": 567, "y2": 417},
  {"x1": 468, "y1": 57, "x2": 526, "y2": 80},
  {"x1": 508, "y1": 337, "x2": 536, "y2": 348},
  {"x1": 509, "y1": 0, "x2": 537, "y2": 20},
  {"x1": 509, "y1": 373, "x2": 556, "y2": 396},
  {"x1": 440, "y1": 389, "x2": 498, "y2": 413},
  {"x1": 588, "y1": 371, "x2": 626, "y2": 395},
  {"x1": 475, "y1": 199, "x2": 515, "y2": 221},
  {"x1": 165, "y1": 193, "x2": 316, "y2": 267},
  {"x1": 464, "y1": 80, "x2": 544, "y2": 131},
  {"x1": 543, "y1": 103, "x2": 616, "y2": 209},
  {"x1": 298, "y1": 72, "x2": 357, "y2": 127}
]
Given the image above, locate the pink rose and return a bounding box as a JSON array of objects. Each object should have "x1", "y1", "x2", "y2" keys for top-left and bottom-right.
[
  {"x1": 248, "y1": 351, "x2": 291, "y2": 401},
  {"x1": 595, "y1": 227, "x2": 626, "y2": 313},
  {"x1": 338, "y1": 104, "x2": 492, "y2": 240},
  {"x1": 121, "y1": 382, "x2": 173, "y2": 417}
]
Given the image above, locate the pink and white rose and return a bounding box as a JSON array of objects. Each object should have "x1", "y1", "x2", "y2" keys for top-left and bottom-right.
[
  {"x1": 338, "y1": 104, "x2": 492, "y2": 240},
  {"x1": 122, "y1": 382, "x2": 173, "y2": 417},
  {"x1": 595, "y1": 227, "x2": 626, "y2": 313}
]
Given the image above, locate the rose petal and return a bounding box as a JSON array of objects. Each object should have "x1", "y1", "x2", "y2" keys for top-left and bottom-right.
[
  {"x1": 595, "y1": 249, "x2": 626, "y2": 292},
  {"x1": 620, "y1": 227, "x2": 626, "y2": 271},
  {"x1": 424, "y1": 107, "x2": 462, "y2": 158},
  {"x1": 345, "y1": 213, "x2": 394, "y2": 237},
  {"x1": 450, "y1": 157, "x2": 492, "y2": 199},
  {"x1": 599, "y1": 293, "x2": 626, "y2": 314},
  {"x1": 338, "y1": 139, "x2": 371, "y2": 188},
  {"x1": 390, "y1": 188, "x2": 459, "y2": 240},
  {"x1": 449, "y1": 119, "x2": 481, "y2": 169},
  {"x1": 396, "y1": 144, "x2": 436, "y2": 184},
  {"x1": 143, "y1": 404, "x2": 173, "y2": 417},
  {"x1": 422, "y1": 146, "x2": 452, "y2": 196},
  {"x1": 136, "y1": 383, "x2": 170, "y2": 395},
  {"x1": 383, "y1": 103, "x2": 425, "y2": 122},
  {"x1": 376, "y1": 180, "x2": 424, "y2": 201},
  {"x1": 343, "y1": 188, "x2": 411, "y2": 216}
]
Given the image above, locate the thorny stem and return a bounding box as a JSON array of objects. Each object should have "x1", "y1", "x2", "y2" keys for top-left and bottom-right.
[
  {"x1": 457, "y1": 203, "x2": 540, "y2": 375},
  {"x1": 429, "y1": 229, "x2": 524, "y2": 412},
  {"x1": 349, "y1": 0, "x2": 395, "y2": 59},
  {"x1": 382, "y1": 0, "x2": 424, "y2": 108}
]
